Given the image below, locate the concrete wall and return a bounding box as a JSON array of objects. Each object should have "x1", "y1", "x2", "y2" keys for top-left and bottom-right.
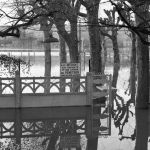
[
  {"x1": 0, "y1": 94, "x2": 88, "y2": 108},
  {"x1": 21, "y1": 94, "x2": 87, "y2": 107},
  {"x1": 0, "y1": 96, "x2": 15, "y2": 108}
]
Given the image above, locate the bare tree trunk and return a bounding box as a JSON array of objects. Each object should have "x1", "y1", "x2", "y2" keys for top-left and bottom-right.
[
  {"x1": 59, "y1": 34, "x2": 67, "y2": 64},
  {"x1": 86, "y1": 1, "x2": 101, "y2": 149},
  {"x1": 39, "y1": 17, "x2": 53, "y2": 94},
  {"x1": 59, "y1": 34, "x2": 67, "y2": 92},
  {"x1": 112, "y1": 33, "x2": 120, "y2": 88},
  {"x1": 87, "y1": 0, "x2": 102, "y2": 74},
  {"x1": 55, "y1": 15, "x2": 79, "y2": 91},
  {"x1": 44, "y1": 31, "x2": 51, "y2": 77},
  {"x1": 101, "y1": 35, "x2": 107, "y2": 74},
  {"x1": 111, "y1": 32, "x2": 120, "y2": 110},
  {"x1": 39, "y1": 17, "x2": 52, "y2": 77},
  {"x1": 130, "y1": 32, "x2": 136, "y2": 104},
  {"x1": 135, "y1": 5, "x2": 149, "y2": 108},
  {"x1": 136, "y1": 34, "x2": 149, "y2": 108},
  {"x1": 54, "y1": 14, "x2": 79, "y2": 64},
  {"x1": 68, "y1": 22, "x2": 79, "y2": 63}
]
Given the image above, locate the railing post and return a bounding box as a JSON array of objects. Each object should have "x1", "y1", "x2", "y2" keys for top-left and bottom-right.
[
  {"x1": 60, "y1": 76, "x2": 66, "y2": 93},
  {"x1": 0, "y1": 78, "x2": 2, "y2": 95},
  {"x1": 44, "y1": 76, "x2": 50, "y2": 94},
  {"x1": 86, "y1": 72, "x2": 93, "y2": 105},
  {"x1": 15, "y1": 71, "x2": 21, "y2": 108}
]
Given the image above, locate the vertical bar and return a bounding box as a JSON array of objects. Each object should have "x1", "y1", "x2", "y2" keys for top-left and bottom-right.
[
  {"x1": 60, "y1": 76, "x2": 66, "y2": 93},
  {"x1": 33, "y1": 78, "x2": 35, "y2": 94},
  {"x1": 34, "y1": 51, "x2": 35, "y2": 63},
  {"x1": 85, "y1": 107, "x2": 93, "y2": 139},
  {"x1": 86, "y1": 72, "x2": 93, "y2": 105},
  {"x1": 15, "y1": 71, "x2": 21, "y2": 108},
  {"x1": 78, "y1": 21, "x2": 82, "y2": 75},
  {"x1": 108, "y1": 75, "x2": 112, "y2": 135},
  {"x1": 0, "y1": 78, "x2": 2, "y2": 95}
]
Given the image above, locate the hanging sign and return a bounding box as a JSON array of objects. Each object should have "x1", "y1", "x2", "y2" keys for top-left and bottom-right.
[{"x1": 60, "y1": 63, "x2": 80, "y2": 76}]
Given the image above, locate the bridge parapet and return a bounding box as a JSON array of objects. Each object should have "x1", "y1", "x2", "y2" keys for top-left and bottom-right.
[
  {"x1": 0, "y1": 72, "x2": 112, "y2": 108},
  {"x1": 0, "y1": 72, "x2": 86, "y2": 95},
  {"x1": 0, "y1": 77, "x2": 15, "y2": 95}
]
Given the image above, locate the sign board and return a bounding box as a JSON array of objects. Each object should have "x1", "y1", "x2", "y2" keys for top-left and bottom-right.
[
  {"x1": 60, "y1": 63, "x2": 80, "y2": 76},
  {"x1": 59, "y1": 135, "x2": 80, "y2": 148}
]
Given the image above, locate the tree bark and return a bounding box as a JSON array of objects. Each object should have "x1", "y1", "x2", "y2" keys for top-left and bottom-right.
[
  {"x1": 112, "y1": 32, "x2": 120, "y2": 88},
  {"x1": 43, "y1": 31, "x2": 51, "y2": 77},
  {"x1": 59, "y1": 34, "x2": 66, "y2": 92},
  {"x1": 59, "y1": 34, "x2": 67, "y2": 64},
  {"x1": 53, "y1": 1, "x2": 79, "y2": 64},
  {"x1": 135, "y1": 4, "x2": 149, "y2": 108},
  {"x1": 87, "y1": 0, "x2": 102, "y2": 74},
  {"x1": 39, "y1": 17, "x2": 52, "y2": 77},
  {"x1": 130, "y1": 32, "x2": 136, "y2": 104},
  {"x1": 68, "y1": 21, "x2": 79, "y2": 63},
  {"x1": 101, "y1": 35, "x2": 107, "y2": 74},
  {"x1": 55, "y1": 20, "x2": 79, "y2": 64}
]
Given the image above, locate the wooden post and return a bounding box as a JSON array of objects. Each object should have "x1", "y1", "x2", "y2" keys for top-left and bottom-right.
[
  {"x1": 15, "y1": 71, "x2": 21, "y2": 108},
  {"x1": 86, "y1": 72, "x2": 93, "y2": 105}
]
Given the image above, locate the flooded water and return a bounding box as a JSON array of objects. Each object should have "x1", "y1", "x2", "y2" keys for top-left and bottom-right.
[
  {"x1": 0, "y1": 53, "x2": 150, "y2": 149},
  {"x1": 0, "y1": 106, "x2": 149, "y2": 150}
]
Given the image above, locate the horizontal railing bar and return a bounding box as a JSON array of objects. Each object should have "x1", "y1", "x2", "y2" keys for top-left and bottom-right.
[
  {"x1": 0, "y1": 78, "x2": 15, "y2": 80},
  {"x1": 0, "y1": 76, "x2": 86, "y2": 79},
  {"x1": 0, "y1": 133, "x2": 85, "y2": 138}
]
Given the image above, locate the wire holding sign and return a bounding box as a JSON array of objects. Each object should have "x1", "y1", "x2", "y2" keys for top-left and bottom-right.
[{"x1": 60, "y1": 63, "x2": 81, "y2": 76}]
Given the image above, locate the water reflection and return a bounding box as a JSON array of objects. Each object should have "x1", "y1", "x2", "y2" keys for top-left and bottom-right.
[
  {"x1": 135, "y1": 108, "x2": 149, "y2": 150},
  {"x1": 0, "y1": 106, "x2": 110, "y2": 150},
  {"x1": 0, "y1": 105, "x2": 149, "y2": 150}
]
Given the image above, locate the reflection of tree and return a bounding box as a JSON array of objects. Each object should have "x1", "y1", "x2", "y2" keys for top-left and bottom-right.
[
  {"x1": 111, "y1": 95, "x2": 149, "y2": 149},
  {"x1": 0, "y1": 119, "x2": 85, "y2": 149},
  {"x1": 110, "y1": 92, "x2": 135, "y2": 138},
  {"x1": 134, "y1": 108, "x2": 149, "y2": 150},
  {"x1": 42, "y1": 120, "x2": 84, "y2": 150}
]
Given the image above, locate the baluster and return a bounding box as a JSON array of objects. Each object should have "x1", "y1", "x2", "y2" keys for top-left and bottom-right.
[
  {"x1": 33, "y1": 78, "x2": 35, "y2": 94},
  {"x1": 44, "y1": 77, "x2": 50, "y2": 94},
  {"x1": 0, "y1": 78, "x2": 2, "y2": 95},
  {"x1": 60, "y1": 77, "x2": 66, "y2": 93},
  {"x1": 70, "y1": 77, "x2": 73, "y2": 92}
]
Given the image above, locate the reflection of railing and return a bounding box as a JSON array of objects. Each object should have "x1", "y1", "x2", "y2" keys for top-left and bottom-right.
[
  {"x1": 0, "y1": 119, "x2": 86, "y2": 138},
  {"x1": 0, "y1": 72, "x2": 86, "y2": 95}
]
